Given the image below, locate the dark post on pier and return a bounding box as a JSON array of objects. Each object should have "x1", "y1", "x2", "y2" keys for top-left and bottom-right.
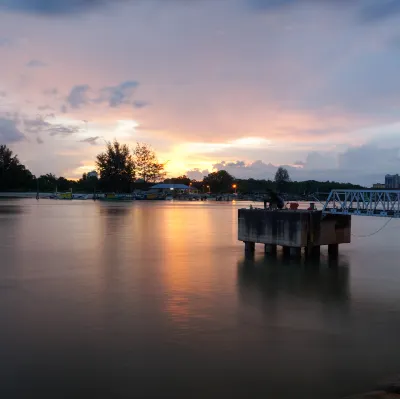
[{"x1": 238, "y1": 208, "x2": 351, "y2": 257}]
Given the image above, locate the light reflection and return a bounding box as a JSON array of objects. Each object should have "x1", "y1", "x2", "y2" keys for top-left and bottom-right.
[{"x1": 161, "y1": 204, "x2": 214, "y2": 325}]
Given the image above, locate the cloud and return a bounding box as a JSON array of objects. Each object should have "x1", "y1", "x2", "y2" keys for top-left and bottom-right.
[
  {"x1": 207, "y1": 144, "x2": 400, "y2": 186},
  {"x1": 60, "y1": 105, "x2": 67, "y2": 113},
  {"x1": 23, "y1": 117, "x2": 80, "y2": 137},
  {"x1": 186, "y1": 168, "x2": 210, "y2": 180},
  {"x1": 80, "y1": 136, "x2": 100, "y2": 145},
  {"x1": 0, "y1": 0, "x2": 114, "y2": 14},
  {"x1": 36, "y1": 136, "x2": 44, "y2": 144},
  {"x1": 338, "y1": 145, "x2": 400, "y2": 173},
  {"x1": 38, "y1": 105, "x2": 53, "y2": 111},
  {"x1": 0, "y1": 118, "x2": 26, "y2": 143},
  {"x1": 360, "y1": 0, "x2": 400, "y2": 22},
  {"x1": 133, "y1": 100, "x2": 150, "y2": 109},
  {"x1": 23, "y1": 117, "x2": 51, "y2": 133},
  {"x1": 0, "y1": 91, "x2": 6, "y2": 97},
  {"x1": 48, "y1": 125, "x2": 81, "y2": 137},
  {"x1": 26, "y1": 59, "x2": 47, "y2": 68},
  {"x1": 64, "y1": 81, "x2": 142, "y2": 110},
  {"x1": 43, "y1": 88, "x2": 58, "y2": 96},
  {"x1": 66, "y1": 84, "x2": 90, "y2": 109},
  {"x1": 96, "y1": 81, "x2": 139, "y2": 107}
]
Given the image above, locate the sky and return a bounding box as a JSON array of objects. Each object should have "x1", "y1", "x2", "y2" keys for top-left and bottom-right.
[{"x1": 1, "y1": 0, "x2": 400, "y2": 185}]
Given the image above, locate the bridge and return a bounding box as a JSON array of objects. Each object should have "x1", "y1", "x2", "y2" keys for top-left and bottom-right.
[{"x1": 322, "y1": 189, "x2": 400, "y2": 218}]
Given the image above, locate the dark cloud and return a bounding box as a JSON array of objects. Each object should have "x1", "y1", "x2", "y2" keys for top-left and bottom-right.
[
  {"x1": 0, "y1": 0, "x2": 113, "y2": 14},
  {"x1": 26, "y1": 59, "x2": 47, "y2": 68},
  {"x1": 133, "y1": 100, "x2": 149, "y2": 109},
  {"x1": 36, "y1": 136, "x2": 44, "y2": 144},
  {"x1": 48, "y1": 125, "x2": 81, "y2": 136},
  {"x1": 66, "y1": 84, "x2": 90, "y2": 109},
  {"x1": 2, "y1": 0, "x2": 397, "y2": 25},
  {"x1": 247, "y1": 0, "x2": 296, "y2": 11},
  {"x1": 80, "y1": 136, "x2": 100, "y2": 145},
  {"x1": 0, "y1": 118, "x2": 26, "y2": 143},
  {"x1": 23, "y1": 117, "x2": 51, "y2": 133},
  {"x1": 23, "y1": 116, "x2": 80, "y2": 137},
  {"x1": 97, "y1": 81, "x2": 139, "y2": 107},
  {"x1": 360, "y1": 0, "x2": 400, "y2": 22}
]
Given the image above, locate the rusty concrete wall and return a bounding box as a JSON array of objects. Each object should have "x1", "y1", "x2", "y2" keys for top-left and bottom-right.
[
  {"x1": 238, "y1": 209, "x2": 310, "y2": 247},
  {"x1": 317, "y1": 214, "x2": 351, "y2": 245},
  {"x1": 238, "y1": 209, "x2": 351, "y2": 247}
]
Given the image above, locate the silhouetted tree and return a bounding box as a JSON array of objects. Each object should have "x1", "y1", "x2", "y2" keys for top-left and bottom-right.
[
  {"x1": 133, "y1": 142, "x2": 166, "y2": 183},
  {"x1": 96, "y1": 140, "x2": 135, "y2": 192},
  {"x1": 274, "y1": 167, "x2": 290, "y2": 192},
  {"x1": 38, "y1": 173, "x2": 57, "y2": 192},
  {"x1": 203, "y1": 170, "x2": 234, "y2": 193},
  {"x1": 164, "y1": 175, "x2": 191, "y2": 186},
  {"x1": 0, "y1": 144, "x2": 34, "y2": 191}
]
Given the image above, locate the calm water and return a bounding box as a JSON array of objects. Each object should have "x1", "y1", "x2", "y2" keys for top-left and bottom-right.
[{"x1": 1, "y1": 199, "x2": 400, "y2": 398}]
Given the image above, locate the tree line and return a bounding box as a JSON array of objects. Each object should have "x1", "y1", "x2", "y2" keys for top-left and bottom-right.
[{"x1": 0, "y1": 141, "x2": 364, "y2": 195}]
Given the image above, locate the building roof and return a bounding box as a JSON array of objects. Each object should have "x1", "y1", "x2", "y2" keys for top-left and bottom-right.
[{"x1": 150, "y1": 184, "x2": 191, "y2": 190}]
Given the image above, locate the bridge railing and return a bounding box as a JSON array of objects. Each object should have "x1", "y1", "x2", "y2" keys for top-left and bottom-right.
[{"x1": 322, "y1": 189, "x2": 400, "y2": 218}]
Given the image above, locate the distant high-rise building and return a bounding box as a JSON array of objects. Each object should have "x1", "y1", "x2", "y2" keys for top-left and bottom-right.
[{"x1": 385, "y1": 174, "x2": 400, "y2": 189}]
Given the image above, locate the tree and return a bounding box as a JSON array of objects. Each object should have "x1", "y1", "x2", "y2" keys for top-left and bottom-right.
[
  {"x1": 203, "y1": 170, "x2": 234, "y2": 193},
  {"x1": 0, "y1": 144, "x2": 34, "y2": 191},
  {"x1": 57, "y1": 176, "x2": 71, "y2": 192},
  {"x1": 96, "y1": 140, "x2": 135, "y2": 192},
  {"x1": 274, "y1": 167, "x2": 291, "y2": 193},
  {"x1": 133, "y1": 142, "x2": 166, "y2": 183},
  {"x1": 164, "y1": 175, "x2": 191, "y2": 186},
  {"x1": 38, "y1": 173, "x2": 57, "y2": 192}
]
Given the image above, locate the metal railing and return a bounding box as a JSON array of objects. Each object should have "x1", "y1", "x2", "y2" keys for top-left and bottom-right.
[{"x1": 322, "y1": 189, "x2": 400, "y2": 217}]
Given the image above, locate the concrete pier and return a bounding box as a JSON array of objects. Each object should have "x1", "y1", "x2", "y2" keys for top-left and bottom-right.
[
  {"x1": 264, "y1": 244, "x2": 277, "y2": 254},
  {"x1": 244, "y1": 241, "x2": 255, "y2": 254},
  {"x1": 238, "y1": 209, "x2": 351, "y2": 257},
  {"x1": 289, "y1": 247, "x2": 302, "y2": 258}
]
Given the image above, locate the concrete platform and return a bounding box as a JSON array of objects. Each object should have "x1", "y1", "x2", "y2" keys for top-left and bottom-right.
[{"x1": 238, "y1": 209, "x2": 351, "y2": 255}]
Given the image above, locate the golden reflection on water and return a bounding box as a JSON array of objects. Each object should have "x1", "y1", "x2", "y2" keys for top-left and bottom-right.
[{"x1": 161, "y1": 204, "x2": 214, "y2": 325}]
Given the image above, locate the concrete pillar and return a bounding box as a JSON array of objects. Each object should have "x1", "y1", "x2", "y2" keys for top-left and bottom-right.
[
  {"x1": 244, "y1": 241, "x2": 255, "y2": 254},
  {"x1": 328, "y1": 244, "x2": 339, "y2": 257},
  {"x1": 282, "y1": 246, "x2": 290, "y2": 257},
  {"x1": 289, "y1": 247, "x2": 301, "y2": 258},
  {"x1": 264, "y1": 244, "x2": 277, "y2": 255},
  {"x1": 305, "y1": 245, "x2": 320, "y2": 258}
]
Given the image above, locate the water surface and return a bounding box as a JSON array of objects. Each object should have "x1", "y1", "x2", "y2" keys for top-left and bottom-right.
[{"x1": 1, "y1": 199, "x2": 400, "y2": 398}]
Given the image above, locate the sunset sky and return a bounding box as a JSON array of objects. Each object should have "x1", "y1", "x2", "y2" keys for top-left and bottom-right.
[{"x1": 1, "y1": 0, "x2": 400, "y2": 185}]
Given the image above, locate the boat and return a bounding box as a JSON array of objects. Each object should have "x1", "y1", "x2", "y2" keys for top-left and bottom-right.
[
  {"x1": 98, "y1": 193, "x2": 133, "y2": 201},
  {"x1": 57, "y1": 192, "x2": 73, "y2": 200}
]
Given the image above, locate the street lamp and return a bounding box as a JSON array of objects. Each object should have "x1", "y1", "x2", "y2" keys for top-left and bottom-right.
[
  {"x1": 232, "y1": 184, "x2": 237, "y2": 194},
  {"x1": 207, "y1": 185, "x2": 210, "y2": 193}
]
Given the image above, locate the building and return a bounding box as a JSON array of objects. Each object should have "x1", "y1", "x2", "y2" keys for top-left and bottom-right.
[
  {"x1": 87, "y1": 170, "x2": 98, "y2": 179},
  {"x1": 385, "y1": 174, "x2": 400, "y2": 189},
  {"x1": 372, "y1": 183, "x2": 385, "y2": 189},
  {"x1": 149, "y1": 183, "x2": 198, "y2": 194}
]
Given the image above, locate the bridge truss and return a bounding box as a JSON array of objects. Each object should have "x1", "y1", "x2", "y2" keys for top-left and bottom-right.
[{"x1": 322, "y1": 190, "x2": 400, "y2": 218}]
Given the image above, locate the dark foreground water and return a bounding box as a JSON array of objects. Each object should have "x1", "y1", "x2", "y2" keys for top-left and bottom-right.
[{"x1": 1, "y1": 199, "x2": 400, "y2": 398}]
